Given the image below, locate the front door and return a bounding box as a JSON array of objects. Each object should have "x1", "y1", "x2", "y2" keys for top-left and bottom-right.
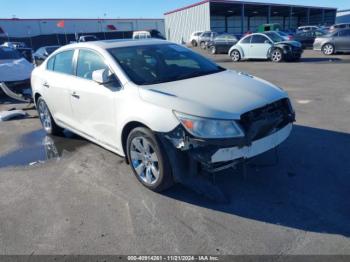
[
  {"x1": 69, "y1": 49, "x2": 121, "y2": 148},
  {"x1": 239, "y1": 35, "x2": 253, "y2": 58},
  {"x1": 250, "y1": 34, "x2": 273, "y2": 59},
  {"x1": 43, "y1": 50, "x2": 75, "y2": 127},
  {"x1": 335, "y1": 29, "x2": 350, "y2": 51}
]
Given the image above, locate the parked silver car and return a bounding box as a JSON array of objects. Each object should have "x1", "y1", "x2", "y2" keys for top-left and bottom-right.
[
  {"x1": 198, "y1": 31, "x2": 218, "y2": 49},
  {"x1": 313, "y1": 29, "x2": 350, "y2": 55}
]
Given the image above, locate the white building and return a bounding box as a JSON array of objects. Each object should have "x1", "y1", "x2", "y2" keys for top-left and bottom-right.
[{"x1": 0, "y1": 18, "x2": 165, "y2": 38}]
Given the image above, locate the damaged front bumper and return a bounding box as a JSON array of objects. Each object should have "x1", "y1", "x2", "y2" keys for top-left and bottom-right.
[{"x1": 161, "y1": 98, "x2": 295, "y2": 173}]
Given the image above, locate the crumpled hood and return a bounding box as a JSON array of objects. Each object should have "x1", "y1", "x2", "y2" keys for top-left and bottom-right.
[
  {"x1": 276, "y1": 40, "x2": 302, "y2": 48},
  {"x1": 0, "y1": 58, "x2": 34, "y2": 82},
  {"x1": 139, "y1": 70, "x2": 288, "y2": 120}
]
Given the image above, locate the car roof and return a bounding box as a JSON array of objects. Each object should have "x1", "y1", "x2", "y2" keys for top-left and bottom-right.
[{"x1": 58, "y1": 39, "x2": 170, "y2": 51}]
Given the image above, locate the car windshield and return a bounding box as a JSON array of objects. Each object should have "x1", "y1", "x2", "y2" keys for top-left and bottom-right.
[
  {"x1": 0, "y1": 47, "x2": 22, "y2": 60},
  {"x1": 264, "y1": 32, "x2": 284, "y2": 42},
  {"x1": 109, "y1": 44, "x2": 225, "y2": 85}
]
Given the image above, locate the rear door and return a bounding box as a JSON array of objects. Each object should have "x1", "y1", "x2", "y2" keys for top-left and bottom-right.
[
  {"x1": 335, "y1": 29, "x2": 350, "y2": 51},
  {"x1": 43, "y1": 50, "x2": 75, "y2": 126},
  {"x1": 213, "y1": 36, "x2": 226, "y2": 53},
  {"x1": 250, "y1": 34, "x2": 272, "y2": 59},
  {"x1": 69, "y1": 48, "x2": 121, "y2": 147}
]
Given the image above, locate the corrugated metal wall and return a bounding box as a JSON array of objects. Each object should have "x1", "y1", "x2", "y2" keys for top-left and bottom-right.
[
  {"x1": 165, "y1": 2, "x2": 211, "y2": 44},
  {"x1": 336, "y1": 10, "x2": 350, "y2": 23},
  {"x1": 0, "y1": 19, "x2": 165, "y2": 38}
]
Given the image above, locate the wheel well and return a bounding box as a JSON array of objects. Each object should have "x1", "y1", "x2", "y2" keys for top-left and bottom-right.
[
  {"x1": 121, "y1": 121, "x2": 148, "y2": 164},
  {"x1": 34, "y1": 93, "x2": 41, "y2": 105},
  {"x1": 230, "y1": 49, "x2": 240, "y2": 56},
  {"x1": 322, "y1": 43, "x2": 333, "y2": 49}
]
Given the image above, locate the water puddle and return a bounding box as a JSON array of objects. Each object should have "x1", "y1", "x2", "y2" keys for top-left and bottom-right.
[{"x1": 0, "y1": 129, "x2": 87, "y2": 169}]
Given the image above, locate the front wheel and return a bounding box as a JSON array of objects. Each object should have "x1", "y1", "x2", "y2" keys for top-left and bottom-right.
[
  {"x1": 230, "y1": 50, "x2": 241, "y2": 62},
  {"x1": 37, "y1": 97, "x2": 63, "y2": 135},
  {"x1": 200, "y1": 41, "x2": 206, "y2": 49},
  {"x1": 322, "y1": 44, "x2": 334, "y2": 55},
  {"x1": 127, "y1": 127, "x2": 173, "y2": 192},
  {"x1": 210, "y1": 46, "x2": 217, "y2": 55},
  {"x1": 271, "y1": 49, "x2": 283, "y2": 62}
]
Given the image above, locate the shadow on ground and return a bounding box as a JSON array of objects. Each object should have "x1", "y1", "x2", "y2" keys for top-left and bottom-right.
[{"x1": 165, "y1": 125, "x2": 350, "y2": 237}]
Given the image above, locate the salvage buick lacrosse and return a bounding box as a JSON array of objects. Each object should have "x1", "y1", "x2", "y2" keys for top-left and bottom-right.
[{"x1": 31, "y1": 39, "x2": 295, "y2": 191}]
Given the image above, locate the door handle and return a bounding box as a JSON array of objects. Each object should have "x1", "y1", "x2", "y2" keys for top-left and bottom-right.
[
  {"x1": 43, "y1": 82, "x2": 50, "y2": 88},
  {"x1": 71, "y1": 92, "x2": 80, "y2": 99}
]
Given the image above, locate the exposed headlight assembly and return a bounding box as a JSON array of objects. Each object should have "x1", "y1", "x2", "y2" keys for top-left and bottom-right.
[{"x1": 174, "y1": 111, "x2": 245, "y2": 139}]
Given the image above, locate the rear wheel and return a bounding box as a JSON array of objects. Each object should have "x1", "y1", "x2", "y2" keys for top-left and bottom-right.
[
  {"x1": 127, "y1": 127, "x2": 173, "y2": 192},
  {"x1": 37, "y1": 97, "x2": 63, "y2": 135},
  {"x1": 322, "y1": 44, "x2": 334, "y2": 55},
  {"x1": 191, "y1": 40, "x2": 198, "y2": 47},
  {"x1": 271, "y1": 48, "x2": 283, "y2": 62},
  {"x1": 230, "y1": 50, "x2": 241, "y2": 62}
]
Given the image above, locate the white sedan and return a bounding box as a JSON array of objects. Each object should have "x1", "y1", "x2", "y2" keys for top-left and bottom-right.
[{"x1": 31, "y1": 39, "x2": 295, "y2": 191}]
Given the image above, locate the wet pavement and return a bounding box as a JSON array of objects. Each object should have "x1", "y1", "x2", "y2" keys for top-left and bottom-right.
[
  {"x1": 0, "y1": 50, "x2": 350, "y2": 255},
  {"x1": 0, "y1": 129, "x2": 87, "y2": 168}
]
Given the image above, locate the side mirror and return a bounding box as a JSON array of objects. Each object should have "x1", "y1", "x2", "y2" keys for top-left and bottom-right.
[
  {"x1": 92, "y1": 68, "x2": 120, "y2": 87},
  {"x1": 92, "y1": 69, "x2": 111, "y2": 84}
]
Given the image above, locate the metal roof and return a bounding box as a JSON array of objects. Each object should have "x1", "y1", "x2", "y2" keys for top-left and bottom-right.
[{"x1": 164, "y1": 0, "x2": 337, "y2": 15}]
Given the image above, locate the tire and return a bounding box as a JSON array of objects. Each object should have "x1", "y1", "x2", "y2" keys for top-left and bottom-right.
[
  {"x1": 230, "y1": 50, "x2": 241, "y2": 62},
  {"x1": 127, "y1": 127, "x2": 174, "y2": 192},
  {"x1": 271, "y1": 48, "x2": 283, "y2": 62},
  {"x1": 37, "y1": 97, "x2": 63, "y2": 136},
  {"x1": 210, "y1": 46, "x2": 217, "y2": 55},
  {"x1": 191, "y1": 40, "x2": 197, "y2": 47},
  {"x1": 200, "y1": 41, "x2": 206, "y2": 49},
  {"x1": 322, "y1": 44, "x2": 334, "y2": 55}
]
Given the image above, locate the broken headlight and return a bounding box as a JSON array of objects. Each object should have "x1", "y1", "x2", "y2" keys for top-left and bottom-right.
[{"x1": 174, "y1": 111, "x2": 244, "y2": 139}]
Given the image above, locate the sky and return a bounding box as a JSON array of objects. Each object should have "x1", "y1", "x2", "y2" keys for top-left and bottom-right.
[{"x1": 0, "y1": 0, "x2": 348, "y2": 19}]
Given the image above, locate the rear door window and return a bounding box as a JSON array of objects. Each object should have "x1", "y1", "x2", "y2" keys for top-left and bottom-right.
[{"x1": 52, "y1": 50, "x2": 74, "y2": 75}]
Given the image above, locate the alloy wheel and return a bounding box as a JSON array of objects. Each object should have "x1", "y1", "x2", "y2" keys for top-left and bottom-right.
[
  {"x1": 231, "y1": 51, "x2": 240, "y2": 62},
  {"x1": 130, "y1": 136, "x2": 160, "y2": 186},
  {"x1": 271, "y1": 50, "x2": 282, "y2": 62},
  {"x1": 38, "y1": 99, "x2": 52, "y2": 132},
  {"x1": 323, "y1": 44, "x2": 334, "y2": 55}
]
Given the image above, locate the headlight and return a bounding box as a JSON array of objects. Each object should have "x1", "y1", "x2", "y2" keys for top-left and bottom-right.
[{"x1": 174, "y1": 111, "x2": 244, "y2": 139}]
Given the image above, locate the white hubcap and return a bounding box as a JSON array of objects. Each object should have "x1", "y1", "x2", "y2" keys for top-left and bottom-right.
[
  {"x1": 232, "y1": 51, "x2": 240, "y2": 61},
  {"x1": 272, "y1": 51, "x2": 282, "y2": 61},
  {"x1": 324, "y1": 45, "x2": 333, "y2": 55}
]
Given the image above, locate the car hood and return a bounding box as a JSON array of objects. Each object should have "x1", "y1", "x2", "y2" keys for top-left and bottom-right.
[
  {"x1": 275, "y1": 40, "x2": 302, "y2": 48},
  {"x1": 139, "y1": 70, "x2": 288, "y2": 120},
  {"x1": 0, "y1": 58, "x2": 34, "y2": 82}
]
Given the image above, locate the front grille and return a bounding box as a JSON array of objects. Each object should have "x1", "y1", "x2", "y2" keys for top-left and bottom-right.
[{"x1": 240, "y1": 98, "x2": 295, "y2": 142}]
